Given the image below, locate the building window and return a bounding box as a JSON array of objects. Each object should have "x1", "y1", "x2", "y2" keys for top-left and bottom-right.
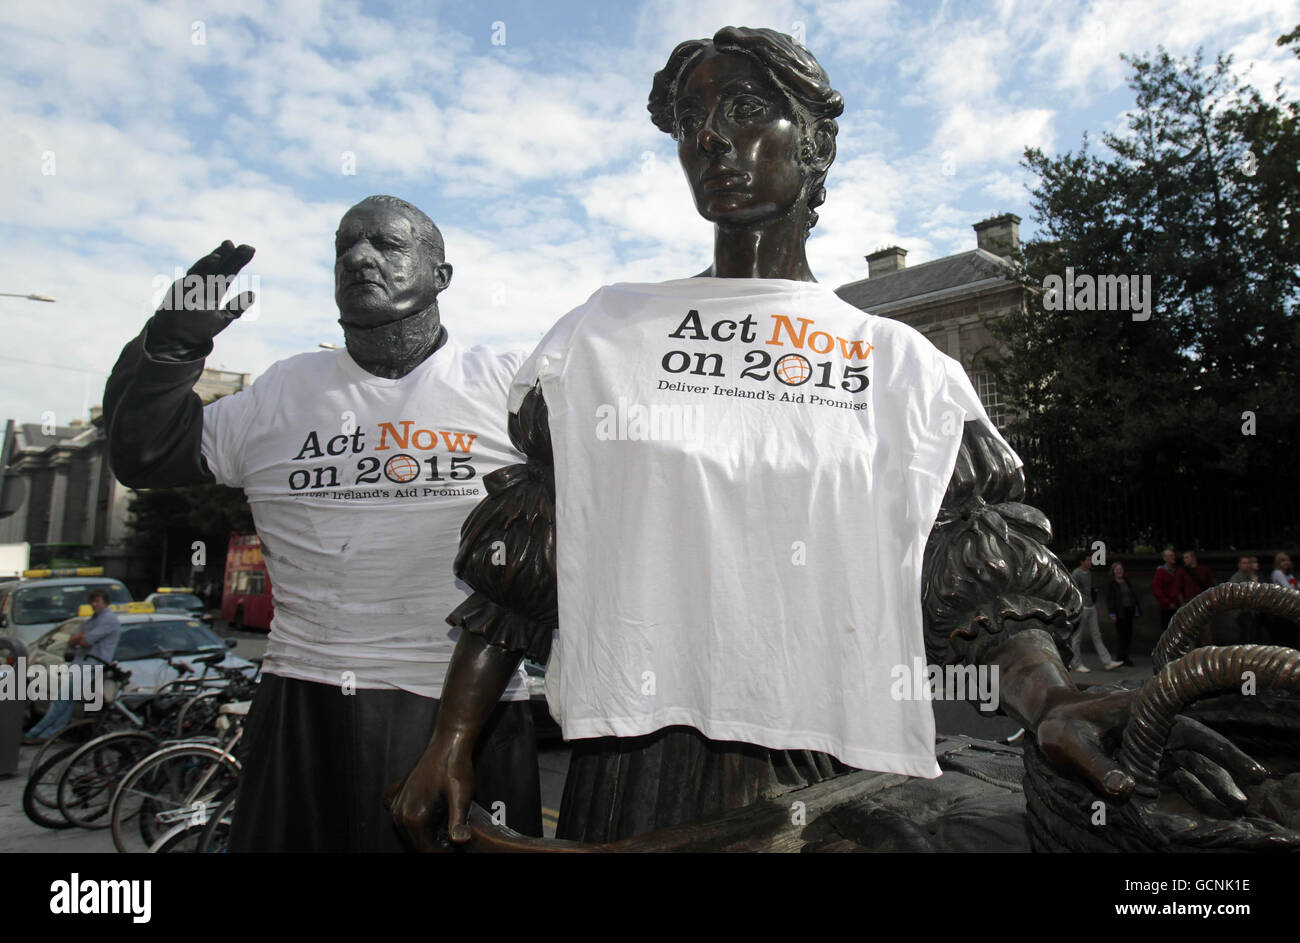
[{"x1": 974, "y1": 370, "x2": 1008, "y2": 429}]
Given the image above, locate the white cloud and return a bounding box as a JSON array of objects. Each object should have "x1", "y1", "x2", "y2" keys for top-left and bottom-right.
[
  {"x1": 980, "y1": 169, "x2": 1030, "y2": 203},
  {"x1": 1, "y1": 0, "x2": 1296, "y2": 433},
  {"x1": 897, "y1": 18, "x2": 1016, "y2": 107},
  {"x1": 931, "y1": 103, "x2": 1056, "y2": 168},
  {"x1": 1030, "y1": 0, "x2": 1299, "y2": 94},
  {"x1": 573, "y1": 154, "x2": 711, "y2": 248},
  {"x1": 632, "y1": 0, "x2": 803, "y2": 55}
]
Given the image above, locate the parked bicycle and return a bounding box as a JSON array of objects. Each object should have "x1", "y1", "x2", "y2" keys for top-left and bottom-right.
[
  {"x1": 110, "y1": 699, "x2": 247, "y2": 853},
  {"x1": 25, "y1": 650, "x2": 254, "y2": 831}
]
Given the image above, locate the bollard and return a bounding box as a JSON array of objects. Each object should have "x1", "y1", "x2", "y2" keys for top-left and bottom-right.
[{"x1": 0, "y1": 636, "x2": 28, "y2": 776}]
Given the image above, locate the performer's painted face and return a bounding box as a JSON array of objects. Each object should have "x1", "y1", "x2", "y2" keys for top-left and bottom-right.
[
  {"x1": 334, "y1": 203, "x2": 443, "y2": 329},
  {"x1": 673, "y1": 49, "x2": 807, "y2": 227}
]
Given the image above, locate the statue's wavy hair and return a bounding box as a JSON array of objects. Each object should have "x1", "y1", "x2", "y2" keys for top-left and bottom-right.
[{"x1": 648, "y1": 26, "x2": 844, "y2": 234}]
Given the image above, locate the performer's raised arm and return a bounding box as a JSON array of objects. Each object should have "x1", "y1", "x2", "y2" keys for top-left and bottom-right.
[{"x1": 103, "y1": 240, "x2": 255, "y2": 488}]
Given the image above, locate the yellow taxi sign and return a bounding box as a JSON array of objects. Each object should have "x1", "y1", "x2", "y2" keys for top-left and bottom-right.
[
  {"x1": 76, "y1": 601, "x2": 155, "y2": 617},
  {"x1": 155, "y1": 587, "x2": 194, "y2": 594},
  {"x1": 23, "y1": 567, "x2": 105, "y2": 578}
]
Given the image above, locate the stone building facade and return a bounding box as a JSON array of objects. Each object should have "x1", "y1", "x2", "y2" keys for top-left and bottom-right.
[
  {"x1": 0, "y1": 367, "x2": 248, "y2": 578},
  {"x1": 0, "y1": 412, "x2": 131, "y2": 571},
  {"x1": 835, "y1": 213, "x2": 1024, "y2": 428}
]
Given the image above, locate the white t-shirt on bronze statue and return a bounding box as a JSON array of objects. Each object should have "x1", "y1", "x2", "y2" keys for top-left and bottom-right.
[
  {"x1": 511, "y1": 278, "x2": 1018, "y2": 777},
  {"x1": 202, "y1": 333, "x2": 530, "y2": 702}
]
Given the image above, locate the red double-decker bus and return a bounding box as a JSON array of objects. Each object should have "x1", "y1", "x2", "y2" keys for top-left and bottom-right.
[{"x1": 221, "y1": 532, "x2": 273, "y2": 632}]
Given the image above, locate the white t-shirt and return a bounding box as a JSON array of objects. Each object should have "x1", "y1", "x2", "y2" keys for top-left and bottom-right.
[
  {"x1": 202, "y1": 334, "x2": 529, "y2": 701},
  {"x1": 511, "y1": 278, "x2": 1017, "y2": 776}
]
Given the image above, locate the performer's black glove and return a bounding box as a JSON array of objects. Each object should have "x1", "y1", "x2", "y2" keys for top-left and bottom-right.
[{"x1": 145, "y1": 240, "x2": 256, "y2": 362}]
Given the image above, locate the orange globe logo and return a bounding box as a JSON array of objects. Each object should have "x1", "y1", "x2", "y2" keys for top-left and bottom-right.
[
  {"x1": 774, "y1": 353, "x2": 811, "y2": 386},
  {"x1": 384, "y1": 453, "x2": 421, "y2": 483}
]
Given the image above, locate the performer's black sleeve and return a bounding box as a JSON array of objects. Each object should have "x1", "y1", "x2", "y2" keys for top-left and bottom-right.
[
  {"x1": 446, "y1": 383, "x2": 557, "y2": 664},
  {"x1": 920, "y1": 420, "x2": 1080, "y2": 669},
  {"x1": 102, "y1": 319, "x2": 215, "y2": 489}
]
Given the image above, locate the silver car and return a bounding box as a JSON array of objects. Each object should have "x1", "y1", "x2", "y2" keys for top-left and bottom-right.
[{"x1": 25, "y1": 611, "x2": 258, "y2": 696}]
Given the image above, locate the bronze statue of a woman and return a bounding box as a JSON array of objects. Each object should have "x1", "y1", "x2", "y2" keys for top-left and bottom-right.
[{"x1": 388, "y1": 27, "x2": 1261, "y2": 851}]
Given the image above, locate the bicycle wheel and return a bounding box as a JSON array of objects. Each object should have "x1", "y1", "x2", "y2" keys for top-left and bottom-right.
[
  {"x1": 174, "y1": 691, "x2": 223, "y2": 738},
  {"x1": 29, "y1": 719, "x2": 98, "y2": 774},
  {"x1": 196, "y1": 789, "x2": 238, "y2": 853},
  {"x1": 144, "y1": 683, "x2": 205, "y2": 731},
  {"x1": 151, "y1": 680, "x2": 213, "y2": 719},
  {"x1": 57, "y1": 731, "x2": 159, "y2": 829},
  {"x1": 22, "y1": 745, "x2": 80, "y2": 830},
  {"x1": 149, "y1": 820, "x2": 212, "y2": 853},
  {"x1": 110, "y1": 742, "x2": 241, "y2": 853}
]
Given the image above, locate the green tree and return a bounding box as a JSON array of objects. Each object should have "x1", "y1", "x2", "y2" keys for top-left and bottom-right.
[
  {"x1": 127, "y1": 481, "x2": 253, "y2": 587},
  {"x1": 995, "y1": 30, "x2": 1300, "y2": 552},
  {"x1": 124, "y1": 393, "x2": 255, "y2": 587}
]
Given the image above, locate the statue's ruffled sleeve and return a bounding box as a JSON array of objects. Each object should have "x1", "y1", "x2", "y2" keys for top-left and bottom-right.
[
  {"x1": 920, "y1": 419, "x2": 1081, "y2": 669},
  {"x1": 445, "y1": 383, "x2": 558, "y2": 664}
]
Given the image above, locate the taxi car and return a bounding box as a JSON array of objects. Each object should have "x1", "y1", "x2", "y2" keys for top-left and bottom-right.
[
  {"x1": 20, "y1": 602, "x2": 259, "y2": 724},
  {"x1": 143, "y1": 587, "x2": 213, "y2": 623},
  {"x1": 0, "y1": 569, "x2": 133, "y2": 645}
]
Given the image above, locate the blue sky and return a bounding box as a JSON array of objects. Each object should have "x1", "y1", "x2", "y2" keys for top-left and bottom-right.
[{"x1": 1, "y1": 0, "x2": 1296, "y2": 425}]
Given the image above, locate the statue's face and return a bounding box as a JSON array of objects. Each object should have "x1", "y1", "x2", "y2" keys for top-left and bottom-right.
[
  {"x1": 334, "y1": 203, "x2": 442, "y2": 329},
  {"x1": 673, "y1": 48, "x2": 807, "y2": 227}
]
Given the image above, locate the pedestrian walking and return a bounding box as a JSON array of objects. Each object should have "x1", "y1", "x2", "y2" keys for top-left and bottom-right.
[
  {"x1": 1229, "y1": 556, "x2": 1260, "y2": 643},
  {"x1": 1071, "y1": 554, "x2": 1123, "y2": 672},
  {"x1": 1177, "y1": 550, "x2": 1215, "y2": 645},
  {"x1": 1152, "y1": 548, "x2": 1181, "y2": 634},
  {"x1": 1105, "y1": 561, "x2": 1141, "y2": 667}
]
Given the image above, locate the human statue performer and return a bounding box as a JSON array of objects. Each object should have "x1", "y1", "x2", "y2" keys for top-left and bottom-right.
[
  {"x1": 388, "y1": 29, "x2": 1261, "y2": 850},
  {"x1": 103, "y1": 196, "x2": 542, "y2": 851}
]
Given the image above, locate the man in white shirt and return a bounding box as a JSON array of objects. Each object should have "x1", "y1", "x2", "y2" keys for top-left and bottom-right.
[
  {"x1": 103, "y1": 196, "x2": 540, "y2": 851},
  {"x1": 1070, "y1": 554, "x2": 1123, "y2": 672}
]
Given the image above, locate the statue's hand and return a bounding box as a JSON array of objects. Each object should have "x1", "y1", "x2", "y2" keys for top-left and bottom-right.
[
  {"x1": 1036, "y1": 687, "x2": 1138, "y2": 801},
  {"x1": 147, "y1": 240, "x2": 256, "y2": 360},
  {"x1": 1161, "y1": 714, "x2": 1268, "y2": 816},
  {"x1": 384, "y1": 738, "x2": 474, "y2": 853},
  {"x1": 1037, "y1": 689, "x2": 1268, "y2": 815}
]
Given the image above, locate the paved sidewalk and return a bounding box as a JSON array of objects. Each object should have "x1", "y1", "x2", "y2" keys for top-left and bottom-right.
[
  {"x1": 1069, "y1": 650, "x2": 1156, "y2": 688},
  {"x1": 0, "y1": 743, "x2": 116, "y2": 852},
  {"x1": 0, "y1": 637, "x2": 1164, "y2": 853}
]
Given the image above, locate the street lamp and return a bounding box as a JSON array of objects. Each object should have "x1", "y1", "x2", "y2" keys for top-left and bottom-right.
[{"x1": 0, "y1": 293, "x2": 55, "y2": 302}]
